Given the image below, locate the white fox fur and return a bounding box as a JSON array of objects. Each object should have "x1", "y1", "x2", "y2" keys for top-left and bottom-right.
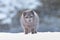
[{"x1": 20, "y1": 10, "x2": 39, "y2": 34}]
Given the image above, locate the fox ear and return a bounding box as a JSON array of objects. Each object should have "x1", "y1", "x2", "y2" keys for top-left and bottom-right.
[
  {"x1": 30, "y1": 11, "x2": 34, "y2": 15},
  {"x1": 23, "y1": 11, "x2": 26, "y2": 16}
]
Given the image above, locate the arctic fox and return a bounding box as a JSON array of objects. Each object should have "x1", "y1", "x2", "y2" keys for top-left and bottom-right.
[{"x1": 20, "y1": 10, "x2": 39, "y2": 34}]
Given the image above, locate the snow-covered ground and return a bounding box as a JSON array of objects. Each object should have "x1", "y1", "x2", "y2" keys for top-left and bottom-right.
[{"x1": 0, "y1": 32, "x2": 60, "y2": 40}]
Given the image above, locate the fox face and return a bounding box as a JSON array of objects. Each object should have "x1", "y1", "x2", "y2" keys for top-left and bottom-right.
[{"x1": 23, "y1": 10, "x2": 35, "y2": 23}]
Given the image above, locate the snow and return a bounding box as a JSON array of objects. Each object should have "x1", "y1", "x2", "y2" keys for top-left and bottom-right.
[
  {"x1": 2, "y1": 18, "x2": 12, "y2": 24},
  {"x1": 0, "y1": 14, "x2": 7, "y2": 19},
  {"x1": 0, "y1": 0, "x2": 41, "y2": 24},
  {"x1": 0, "y1": 32, "x2": 60, "y2": 40},
  {"x1": 11, "y1": 0, "x2": 41, "y2": 9}
]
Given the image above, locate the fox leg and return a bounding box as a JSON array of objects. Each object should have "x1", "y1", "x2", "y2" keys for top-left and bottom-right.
[{"x1": 31, "y1": 28, "x2": 37, "y2": 34}]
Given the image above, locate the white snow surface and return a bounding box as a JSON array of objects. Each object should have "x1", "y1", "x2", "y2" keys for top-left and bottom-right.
[{"x1": 0, "y1": 32, "x2": 60, "y2": 40}]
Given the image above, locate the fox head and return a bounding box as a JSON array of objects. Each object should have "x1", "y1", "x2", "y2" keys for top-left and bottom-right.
[{"x1": 22, "y1": 10, "x2": 35, "y2": 23}]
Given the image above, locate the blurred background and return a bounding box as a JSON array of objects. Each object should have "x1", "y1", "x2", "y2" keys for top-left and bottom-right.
[{"x1": 0, "y1": 0, "x2": 60, "y2": 33}]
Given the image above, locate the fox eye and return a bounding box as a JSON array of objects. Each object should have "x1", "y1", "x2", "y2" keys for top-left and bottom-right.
[
  {"x1": 30, "y1": 16, "x2": 32, "y2": 18},
  {"x1": 30, "y1": 16, "x2": 33, "y2": 18}
]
